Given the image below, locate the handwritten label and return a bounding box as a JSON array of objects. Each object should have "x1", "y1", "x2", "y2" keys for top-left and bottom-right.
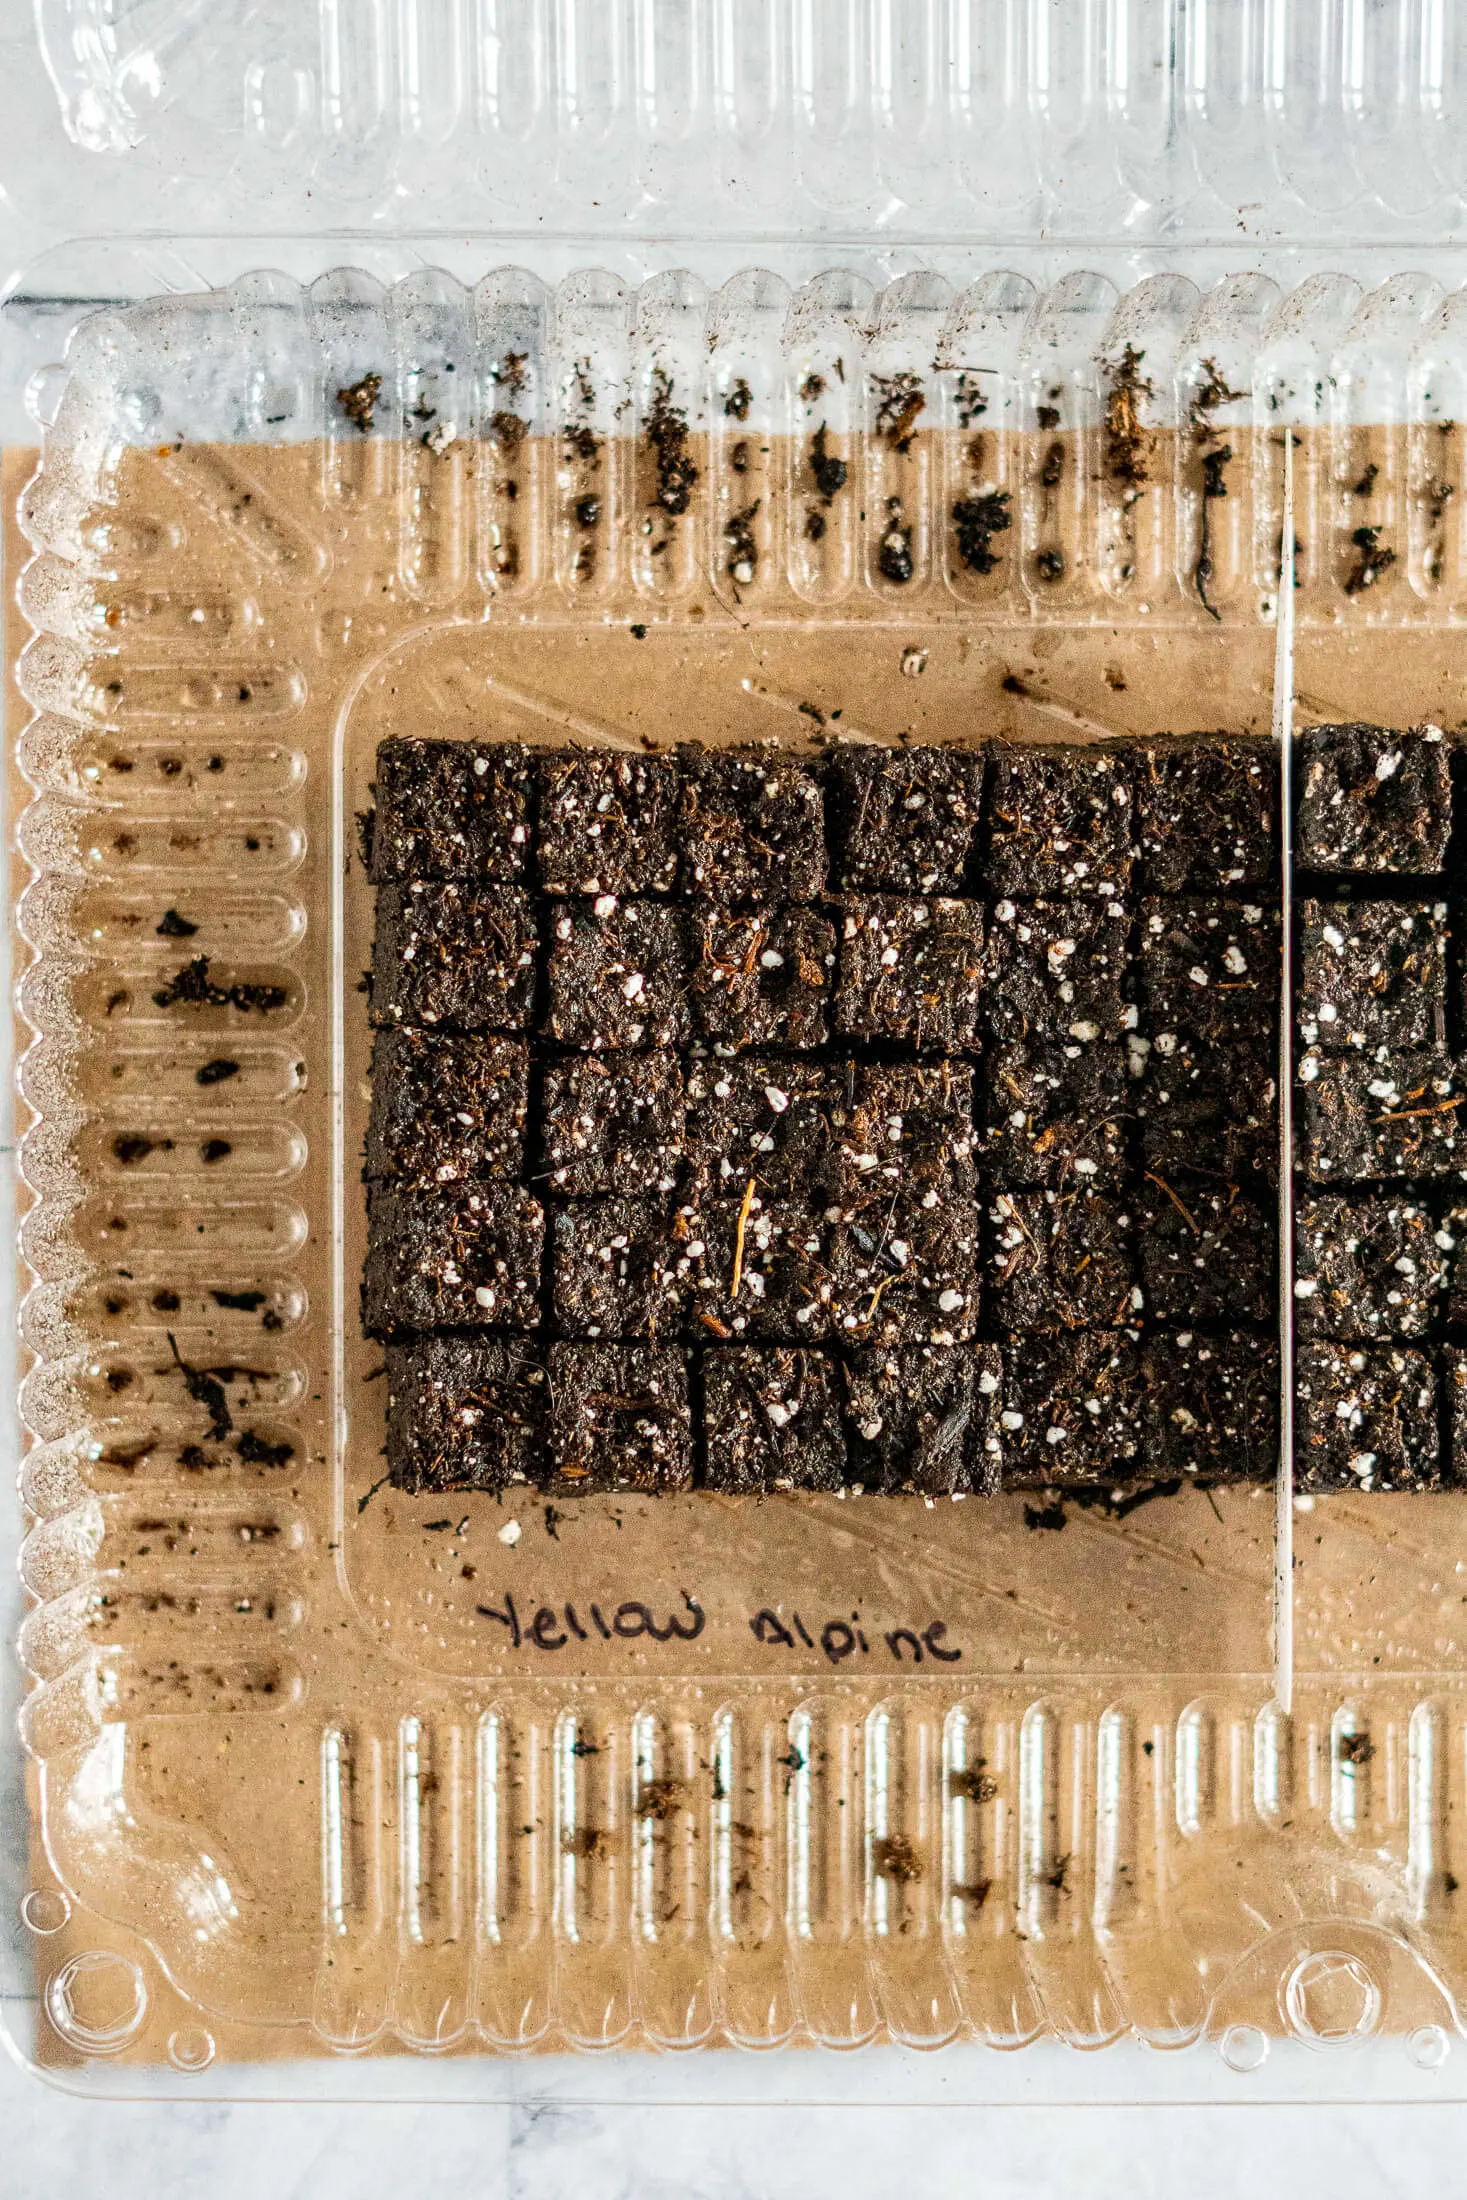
[
  {"x1": 476, "y1": 1591, "x2": 960, "y2": 1666},
  {"x1": 477, "y1": 1592, "x2": 705, "y2": 1650},
  {"x1": 750, "y1": 1608, "x2": 960, "y2": 1668}
]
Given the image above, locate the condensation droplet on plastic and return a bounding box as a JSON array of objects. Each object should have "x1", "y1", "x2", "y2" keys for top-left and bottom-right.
[
  {"x1": 1284, "y1": 1950, "x2": 1381, "y2": 2044},
  {"x1": 46, "y1": 1951, "x2": 148, "y2": 2055},
  {"x1": 24, "y1": 363, "x2": 69, "y2": 432},
  {"x1": 21, "y1": 1886, "x2": 70, "y2": 1935},
  {"x1": 168, "y1": 2024, "x2": 216, "y2": 2073},
  {"x1": 1407, "y1": 2024, "x2": 1451, "y2": 2071},
  {"x1": 1219, "y1": 2023, "x2": 1269, "y2": 2073}
]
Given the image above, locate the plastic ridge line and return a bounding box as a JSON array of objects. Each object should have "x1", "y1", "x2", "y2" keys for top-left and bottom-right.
[{"x1": 1274, "y1": 430, "x2": 1297, "y2": 1722}]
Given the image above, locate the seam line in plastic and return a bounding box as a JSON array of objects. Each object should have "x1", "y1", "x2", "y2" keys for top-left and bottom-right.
[{"x1": 1274, "y1": 430, "x2": 1297, "y2": 1722}]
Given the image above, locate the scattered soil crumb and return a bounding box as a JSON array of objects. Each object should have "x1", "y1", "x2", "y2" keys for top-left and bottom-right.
[
  {"x1": 1195, "y1": 443, "x2": 1232, "y2": 620},
  {"x1": 637, "y1": 1778, "x2": 685, "y2": 1823},
  {"x1": 1344, "y1": 524, "x2": 1396, "y2": 595},
  {"x1": 873, "y1": 1834, "x2": 923, "y2": 1885},
  {"x1": 873, "y1": 371, "x2": 926, "y2": 453},
  {"x1": 952, "y1": 490, "x2": 1011, "y2": 575},
  {"x1": 152, "y1": 956, "x2": 286, "y2": 1015},
  {"x1": 724, "y1": 500, "x2": 760, "y2": 585},
  {"x1": 646, "y1": 368, "x2": 697, "y2": 515},
  {"x1": 1189, "y1": 359, "x2": 1246, "y2": 432},
  {"x1": 949, "y1": 1768, "x2": 999, "y2": 1805},
  {"x1": 809, "y1": 423, "x2": 848, "y2": 503},
  {"x1": 1103, "y1": 344, "x2": 1151, "y2": 488},
  {"x1": 336, "y1": 374, "x2": 382, "y2": 434}
]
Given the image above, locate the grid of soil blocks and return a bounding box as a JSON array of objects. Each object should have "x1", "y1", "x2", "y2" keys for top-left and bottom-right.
[
  {"x1": 1293, "y1": 721, "x2": 1465, "y2": 1491},
  {"x1": 366, "y1": 731, "x2": 1290, "y2": 1499}
]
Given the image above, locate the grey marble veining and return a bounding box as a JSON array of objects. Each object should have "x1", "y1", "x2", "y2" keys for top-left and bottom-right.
[{"x1": 0, "y1": 2040, "x2": 1458, "y2": 2200}]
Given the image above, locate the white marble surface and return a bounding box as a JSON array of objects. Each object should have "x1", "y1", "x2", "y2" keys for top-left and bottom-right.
[
  {"x1": 0, "y1": 2038, "x2": 1459, "y2": 2199},
  {"x1": 0, "y1": 17, "x2": 1459, "y2": 2198}
]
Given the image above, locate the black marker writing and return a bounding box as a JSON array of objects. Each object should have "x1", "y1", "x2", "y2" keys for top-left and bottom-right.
[
  {"x1": 748, "y1": 1607, "x2": 962, "y2": 1668},
  {"x1": 477, "y1": 1591, "x2": 521, "y2": 1648},
  {"x1": 478, "y1": 1591, "x2": 705, "y2": 1653}
]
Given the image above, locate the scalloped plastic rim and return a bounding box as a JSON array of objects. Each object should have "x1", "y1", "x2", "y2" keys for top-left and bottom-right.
[
  {"x1": 10, "y1": 261, "x2": 1467, "y2": 2098},
  {"x1": 26, "y1": 0, "x2": 1467, "y2": 247}
]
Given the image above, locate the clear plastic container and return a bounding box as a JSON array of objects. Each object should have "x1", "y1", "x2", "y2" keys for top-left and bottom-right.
[{"x1": 10, "y1": 0, "x2": 1467, "y2": 2107}]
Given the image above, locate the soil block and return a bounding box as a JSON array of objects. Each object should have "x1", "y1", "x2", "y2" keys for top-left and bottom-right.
[
  {"x1": 702, "y1": 1346, "x2": 846, "y2": 1492},
  {"x1": 545, "y1": 1342, "x2": 693, "y2": 1492},
  {"x1": 366, "y1": 1028, "x2": 527, "y2": 1185},
  {"x1": 689, "y1": 904, "x2": 836, "y2": 1051},
  {"x1": 538, "y1": 749, "x2": 681, "y2": 897},
  {"x1": 1298, "y1": 1049, "x2": 1467, "y2": 1181},
  {"x1": 835, "y1": 1060, "x2": 978, "y2": 1208},
  {"x1": 690, "y1": 1194, "x2": 835, "y2": 1343},
  {"x1": 1141, "y1": 1329, "x2": 1279, "y2": 1479},
  {"x1": 544, "y1": 897, "x2": 693, "y2": 1050},
  {"x1": 985, "y1": 895, "x2": 1130, "y2": 1048},
  {"x1": 982, "y1": 1039, "x2": 1133, "y2": 1187},
  {"x1": 1297, "y1": 899, "x2": 1446, "y2": 1052},
  {"x1": 829, "y1": 1194, "x2": 982, "y2": 1346},
  {"x1": 1134, "y1": 736, "x2": 1278, "y2": 893},
  {"x1": 1135, "y1": 1175, "x2": 1274, "y2": 1325},
  {"x1": 835, "y1": 896, "x2": 984, "y2": 1050},
  {"x1": 984, "y1": 747, "x2": 1135, "y2": 898},
  {"x1": 678, "y1": 748, "x2": 827, "y2": 904},
  {"x1": 1138, "y1": 897, "x2": 1279, "y2": 1045},
  {"x1": 363, "y1": 1182, "x2": 545, "y2": 1334},
  {"x1": 550, "y1": 1197, "x2": 693, "y2": 1339},
  {"x1": 683, "y1": 1056, "x2": 840, "y2": 1205},
  {"x1": 1295, "y1": 1339, "x2": 1440, "y2": 1491},
  {"x1": 989, "y1": 1187, "x2": 1137, "y2": 1331},
  {"x1": 385, "y1": 1334, "x2": 546, "y2": 1492},
  {"x1": 831, "y1": 744, "x2": 984, "y2": 894},
  {"x1": 1296, "y1": 723, "x2": 1451, "y2": 874},
  {"x1": 1137, "y1": 1030, "x2": 1279, "y2": 1182},
  {"x1": 540, "y1": 1050, "x2": 684, "y2": 1197},
  {"x1": 369, "y1": 737, "x2": 532, "y2": 883},
  {"x1": 371, "y1": 881, "x2": 537, "y2": 1031},
  {"x1": 1001, "y1": 1327, "x2": 1146, "y2": 1484},
  {"x1": 1294, "y1": 1194, "x2": 1446, "y2": 1340},
  {"x1": 844, "y1": 1341, "x2": 1003, "y2": 1496}
]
